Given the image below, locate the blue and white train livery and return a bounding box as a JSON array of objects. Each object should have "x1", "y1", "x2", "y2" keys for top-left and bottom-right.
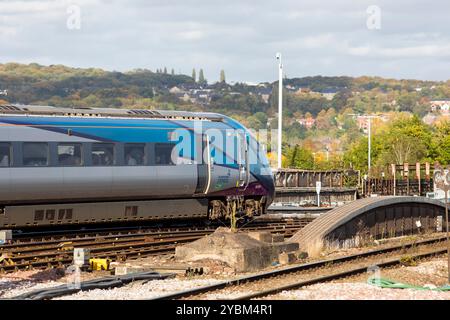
[{"x1": 0, "y1": 104, "x2": 274, "y2": 228}]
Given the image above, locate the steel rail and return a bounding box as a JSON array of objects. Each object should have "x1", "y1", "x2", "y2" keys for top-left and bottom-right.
[
  {"x1": 153, "y1": 235, "x2": 448, "y2": 300},
  {"x1": 7, "y1": 217, "x2": 312, "y2": 244},
  {"x1": 1, "y1": 223, "x2": 306, "y2": 254},
  {"x1": 234, "y1": 247, "x2": 447, "y2": 300},
  {"x1": 0, "y1": 220, "x2": 309, "y2": 273}
]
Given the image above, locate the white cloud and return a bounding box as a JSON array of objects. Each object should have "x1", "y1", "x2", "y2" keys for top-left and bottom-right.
[
  {"x1": 347, "y1": 43, "x2": 450, "y2": 58},
  {"x1": 0, "y1": 0, "x2": 450, "y2": 81},
  {"x1": 176, "y1": 30, "x2": 205, "y2": 41}
]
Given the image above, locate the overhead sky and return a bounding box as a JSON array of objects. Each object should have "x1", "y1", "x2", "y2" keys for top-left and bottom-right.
[{"x1": 1, "y1": 0, "x2": 449, "y2": 83}]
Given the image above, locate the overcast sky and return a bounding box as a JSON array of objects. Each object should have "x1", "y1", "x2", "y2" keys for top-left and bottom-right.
[{"x1": 1, "y1": 0, "x2": 449, "y2": 83}]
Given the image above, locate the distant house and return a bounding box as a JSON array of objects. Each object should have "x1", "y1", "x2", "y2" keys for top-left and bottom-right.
[
  {"x1": 356, "y1": 117, "x2": 373, "y2": 133},
  {"x1": 285, "y1": 85, "x2": 297, "y2": 92},
  {"x1": 430, "y1": 100, "x2": 450, "y2": 114},
  {"x1": 169, "y1": 86, "x2": 183, "y2": 94},
  {"x1": 295, "y1": 88, "x2": 311, "y2": 95},
  {"x1": 260, "y1": 94, "x2": 270, "y2": 103},
  {"x1": 192, "y1": 89, "x2": 213, "y2": 103},
  {"x1": 254, "y1": 86, "x2": 272, "y2": 104},
  {"x1": 356, "y1": 114, "x2": 390, "y2": 134},
  {"x1": 175, "y1": 92, "x2": 191, "y2": 103},
  {"x1": 297, "y1": 117, "x2": 315, "y2": 129}
]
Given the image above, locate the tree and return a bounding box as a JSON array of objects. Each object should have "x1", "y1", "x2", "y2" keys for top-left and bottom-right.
[
  {"x1": 378, "y1": 115, "x2": 432, "y2": 165},
  {"x1": 163, "y1": 67, "x2": 167, "y2": 74},
  {"x1": 192, "y1": 68, "x2": 196, "y2": 82},
  {"x1": 284, "y1": 145, "x2": 314, "y2": 169},
  {"x1": 198, "y1": 69, "x2": 207, "y2": 85},
  {"x1": 344, "y1": 114, "x2": 432, "y2": 172},
  {"x1": 171, "y1": 68, "x2": 175, "y2": 75},
  {"x1": 430, "y1": 120, "x2": 450, "y2": 164},
  {"x1": 316, "y1": 109, "x2": 333, "y2": 130},
  {"x1": 220, "y1": 70, "x2": 226, "y2": 83},
  {"x1": 434, "y1": 134, "x2": 450, "y2": 165}
]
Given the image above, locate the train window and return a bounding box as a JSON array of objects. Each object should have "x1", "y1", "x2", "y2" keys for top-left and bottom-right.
[
  {"x1": 34, "y1": 210, "x2": 44, "y2": 221},
  {"x1": 23, "y1": 142, "x2": 48, "y2": 167},
  {"x1": 155, "y1": 143, "x2": 176, "y2": 165},
  {"x1": 66, "y1": 209, "x2": 73, "y2": 220},
  {"x1": 0, "y1": 143, "x2": 10, "y2": 167},
  {"x1": 57, "y1": 143, "x2": 82, "y2": 166},
  {"x1": 45, "y1": 209, "x2": 55, "y2": 220},
  {"x1": 124, "y1": 144, "x2": 145, "y2": 166},
  {"x1": 92, "y1": 143, "x2": 114, "y2": 166},
  {"x1": 58, "y1": 209, "x2": 66, "y2": 220}
]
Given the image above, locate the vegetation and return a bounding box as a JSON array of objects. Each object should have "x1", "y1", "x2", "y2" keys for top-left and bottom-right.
[{"x1": 1, "y1": 62, "x2": 450, "y2": 173}]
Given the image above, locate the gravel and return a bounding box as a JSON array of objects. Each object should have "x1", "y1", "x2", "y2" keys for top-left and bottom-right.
[
  {"x1": 270, "y1": 282, "x2": 450, "y2": 300},
  {"x1": 0, "y1": 278, "x2": 65, "y2": 299},
  {"x1": 55, "y1": 278, "x2": 223, "y2": 300}
]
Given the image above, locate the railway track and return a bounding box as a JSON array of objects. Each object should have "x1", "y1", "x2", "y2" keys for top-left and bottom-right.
[
  {"x1": 0, "y1": 217, "x2": 313, "y2": 273},
  {"x1": 153, "y1": 234, "x2": 449, "y2": 300}
]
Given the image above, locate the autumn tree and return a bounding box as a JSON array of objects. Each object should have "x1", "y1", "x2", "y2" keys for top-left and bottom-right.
[{"x1": 284, "y1": 145, "x2": 314, "y2": 169}]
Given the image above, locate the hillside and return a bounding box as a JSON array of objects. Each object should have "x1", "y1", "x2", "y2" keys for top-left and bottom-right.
[{"x1": 1, "y1": 62, "x2": 450, "y2": 172}]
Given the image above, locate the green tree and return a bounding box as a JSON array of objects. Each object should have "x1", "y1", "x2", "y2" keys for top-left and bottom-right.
[
  {"x1": 220, "y1": 69, "x2": 226, "y2": 83},
  {"x1": 198, "y1": 69, "x2": 207, "y2": 85},
  {"x1": 344, "y1": 114, "x2": 432, "y2": 172},
  {"x1": 192, "y1": 68, "x2": 196, "y2": 82},
  {"x1": 163, "y1": 67, "x2": 167, "y2": 74},
  {"x1": 284, "y1": 145, "x2": 314, "y2": 169},
  {"x1": 171, "y1": 68, "x2": 175, "y2": 75},
  {"x1": 377, "y1": 115, "x2": 432, "y2": 165},
  {"x1": 253, "y1": 112, "x2": 268, "y2": 126},
  {"x1": 431, "y1": 120, "x2": 450, "y2": 164}
]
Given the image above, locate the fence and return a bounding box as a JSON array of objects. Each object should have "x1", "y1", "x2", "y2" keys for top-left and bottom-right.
[
  {"x1": 274, "y1": 168, "x2": 360, "y2": 189},
  {"x1": 361, "y1": 162, "x2": 433, "y2": 197}
]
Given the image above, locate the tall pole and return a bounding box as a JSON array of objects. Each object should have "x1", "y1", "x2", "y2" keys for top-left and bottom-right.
[
  {"x1": 368, "y1": 117, "x2": 371, "y2": 177},
  {"x1": 277, "y1": 53, "x2": 283, "y2": 169},
  {"x1": 446, "y1": 188, "x2": 450, "y2": 283}
]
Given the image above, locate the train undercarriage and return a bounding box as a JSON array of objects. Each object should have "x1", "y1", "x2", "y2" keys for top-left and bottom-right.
[
  {"x1": 208, "y1": 196, "x2": 266, "y2": 220},
  {"x1": 0, "y1": 195, "x2": 267, "y2": 229}
]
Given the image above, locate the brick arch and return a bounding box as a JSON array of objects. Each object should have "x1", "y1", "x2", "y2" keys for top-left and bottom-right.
[{"x1": 290, "y1": 196, "x2": 446, "y2": 256}]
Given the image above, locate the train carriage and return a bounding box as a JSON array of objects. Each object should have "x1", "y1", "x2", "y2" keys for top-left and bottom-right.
[{"x1": 0, "y1": 104, "x2": 274, "y2": 228}]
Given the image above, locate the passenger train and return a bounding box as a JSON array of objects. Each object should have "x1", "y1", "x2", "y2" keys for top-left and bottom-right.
[{"x1": 0, "y1": 104, "x2": 274, "y2": 228}]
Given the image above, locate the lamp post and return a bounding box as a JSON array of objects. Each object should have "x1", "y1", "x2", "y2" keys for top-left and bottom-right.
[
  {"x1": 276, "y1": 52, "x2": 283, "y2": 169},
  {"x1": 434, "y1": 166, "x2": 450, "y2": 284},
  {"x1": 348, "y1": 114, "x2": 379, "y2": 177},
  {"x1": 368, "y1": 117, "x2": 371, "y2": 175}
]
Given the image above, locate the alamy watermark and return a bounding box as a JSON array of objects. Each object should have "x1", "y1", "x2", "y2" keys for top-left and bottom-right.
[
  {"x1": 366, "y1": 5, "x2": 381, "y2": 30},
  {"x1": 67, "y1": 4, "x2": 81, "y2": 30},
  {"x1": 66, "y1": 264, "x2": 81, "y2": 290},
  {"x1": 166, "y1": 122, "x2": 279, "y2": 174}
]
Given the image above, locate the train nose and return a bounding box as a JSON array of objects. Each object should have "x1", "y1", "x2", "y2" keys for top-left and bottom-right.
[{"x1": 258, "y1": 171, "x2": 275, "y2": 207}]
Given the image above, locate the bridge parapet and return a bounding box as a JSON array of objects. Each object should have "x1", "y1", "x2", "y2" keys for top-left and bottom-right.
[{"x1": 289, "y1": 196, "x2": 446, "y2": 256}]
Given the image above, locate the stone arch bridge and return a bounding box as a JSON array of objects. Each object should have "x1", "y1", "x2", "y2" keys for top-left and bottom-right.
[{"x1": 290, "y1": 196, "x2": 446, "y2": 256}]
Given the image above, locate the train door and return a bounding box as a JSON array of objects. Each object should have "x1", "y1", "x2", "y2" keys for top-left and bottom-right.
[
  {"x1": 202, "y1": 133, "x2": 228, "y2": 194},
  {"x1": 237, "y1": 132, "x2": 250, "y2": 189},
  {"x1": 195, "y1": 134, "x2": 211, "y2": 194}
]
